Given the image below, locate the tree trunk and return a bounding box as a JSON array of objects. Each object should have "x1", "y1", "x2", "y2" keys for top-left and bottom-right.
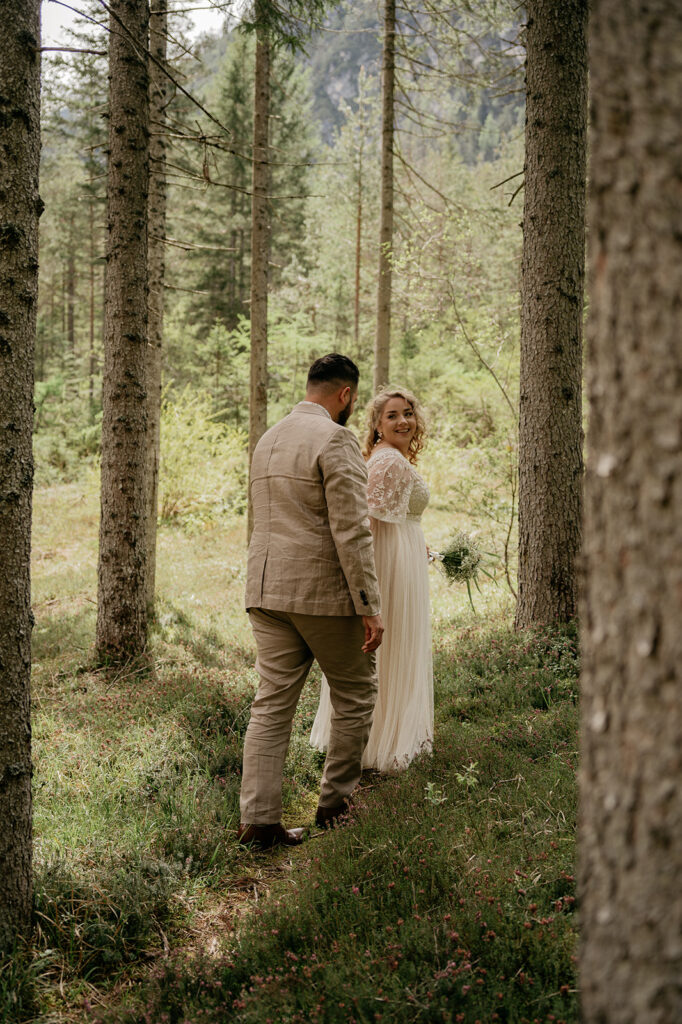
[
  {"x1": 0, "y1": 0, "x2": 41, "y2": 951},
  {"x1": 354, "y1": 131, "x2": 364, "y2": 360},
  {"x1": 88, "y1": 195, "x2": 96, "y2": 415},
  {"x1": 579, "y1": 2, "x2": 682, "y2": 1021},
  {"x1": 145, "y1": 0, "x2": 168, "y2": 615},
  {"x1": 374, "y1": 0, "x2": 395, "y2": 392},
  {"x1": 96, "y1": 0, "x2": 150, "y2": 662},
  {"x1": 247, "y1": 15, "x2": 270, "y2": 540},
  {"x1": 514, "y1": 0, "x2": 587, "y2": 629},
  {"x1": 66, "y1": 213, "x2": 76, "y2": 364}
]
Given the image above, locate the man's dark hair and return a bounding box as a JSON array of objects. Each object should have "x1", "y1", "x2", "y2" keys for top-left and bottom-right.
[{"x1": 307, "y1": 353, "x2": 359, "y2": 391}]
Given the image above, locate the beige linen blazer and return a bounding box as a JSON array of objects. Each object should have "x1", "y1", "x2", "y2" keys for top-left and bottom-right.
[{"x1": 245, "y1": 402, "x2": 381, "y2": 617}]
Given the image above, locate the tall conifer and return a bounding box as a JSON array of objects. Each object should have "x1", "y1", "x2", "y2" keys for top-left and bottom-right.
[
  {"x1": 96, "y1": 0, "x2": 151, "y2": 661},
  {"x1": 515, "y1": 0, "x2": 587, "y2": 628},
  {"x1": 0, "y1": 0, "x2": 41, "y2": 950}
]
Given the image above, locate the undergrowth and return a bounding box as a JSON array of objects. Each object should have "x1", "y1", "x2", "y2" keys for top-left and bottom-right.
[
  {"x1": 5, "y1": 486, "x2": 579, "y2": 1023},
  {"x1": 96, "y1": 623, "x2": 579, "y2": 1024}
]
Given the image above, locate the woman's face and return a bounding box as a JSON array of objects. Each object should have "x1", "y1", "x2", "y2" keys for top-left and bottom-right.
[{"x1": 378, "y1": 397, "x2": 417, "y2": 454}]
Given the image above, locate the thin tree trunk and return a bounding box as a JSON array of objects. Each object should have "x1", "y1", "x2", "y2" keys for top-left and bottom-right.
[
  {"x1": 61, "y1": 260, "x2": 66, "y2": 353},
  {"x1": 238, "y1": 227, "x2": 245, "y2": 312},
  {"x1": 374, "y1": 0, "x2": 395, "y2": 392},
  {"x1": 354, "y1": 132, "x2": 363, "y2": 359},
  {"x1": 0, "y1": 0, "x2": 41, "y2": 951},
  {"x1": 145, "y1": 0, "x2": 168, "y2": 615},
  {"x1": 514, "y1": 0, "x2": 587, "y2": 629},
  {"x1": 89, "y1": 195, "x2": 96, "y2": 415},
  {"x1": 247, "y1": 15, "x2": 270, "y2": 540},
  {"x1": 96, "y1": 0, "x2": 150, "y2": 662},
  {"x1": 67, "y1": 212, "x2": 76, "y2": 363},
  {"x1": 579, "y1": 2, "x2": 682, "y2": 1021}
]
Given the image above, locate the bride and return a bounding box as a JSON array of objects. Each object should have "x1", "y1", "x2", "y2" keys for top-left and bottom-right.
[{"x1": 310, "y1": 385, "x2": 433, "y2": 772}]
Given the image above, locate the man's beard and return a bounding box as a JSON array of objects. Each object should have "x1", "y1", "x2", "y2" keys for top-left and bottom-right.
[{"x1": 337, "y1": 395, "x2": 353, "y2": 426}]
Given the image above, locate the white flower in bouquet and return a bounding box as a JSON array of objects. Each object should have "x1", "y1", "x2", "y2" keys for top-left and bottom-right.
[{"x1": 429, "y1": 531, "x2": 495, "y2": 611}]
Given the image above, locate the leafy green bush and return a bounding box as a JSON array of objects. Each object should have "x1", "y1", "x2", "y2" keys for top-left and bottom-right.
[
  {"x1": 33, "y1": 375, "x2": 102, "y2": 485},
  {"x1": 159, "y1": 387, "x2": 248, "y2": 528}
]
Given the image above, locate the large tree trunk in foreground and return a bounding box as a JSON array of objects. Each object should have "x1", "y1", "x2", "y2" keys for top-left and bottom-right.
[
  {"x1": 0, "y1": 0, "x2": 41, "y2": 951},
  {"x1": 374, "y1": 0, "x2": 395, "y2": 392},
  {"x1": 515, "y1": 0, "x2": 587, "y2": 629},
  {"x1": 145, "y1": 0, "x2": 168, "y2": 614},
  {"x1": 96, "y1": 0, "x2": 150, "y2": 661},
  {"x1": 247, "y1": 16, "x2": 270, "y2": 541},
  {"x1": 579, "y1": 2, "x2": 682, "y2": 1021}
]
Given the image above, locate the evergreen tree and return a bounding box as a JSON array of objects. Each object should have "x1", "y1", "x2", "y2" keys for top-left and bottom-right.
[
  {"x1": 146, "y1": 0, "x2": 170, "y2": 613},
  {"x1": 580, "y1": 1, "x2": 682, "y2": 1019},
  {"x1": 374, "y1": 0, "x2": 396, "y2": 390},
  {"x1": 0, "y1": 0, "x2": 41, "y2": 951},
  {"x1": 248, "y1": 4, "x2": 271, "y2": 540},
  {"x1": 96, "y1": 0, "x2": 151, "y2": 662},
  {"x1": 38, "y1": 2, "x2": 108, "y2": 398},
  {"x1": 514, "y1": 0, "x2": 587, "y2": 628}
]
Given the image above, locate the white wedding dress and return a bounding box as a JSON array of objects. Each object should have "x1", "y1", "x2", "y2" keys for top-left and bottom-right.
[{"x1": 310, "y1": 446, "x2": 434, "y2": 772}]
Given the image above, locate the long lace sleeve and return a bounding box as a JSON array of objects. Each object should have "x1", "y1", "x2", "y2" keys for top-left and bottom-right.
[{"x1": 367, "y1": 449, "x2": 414, "y2": 523}]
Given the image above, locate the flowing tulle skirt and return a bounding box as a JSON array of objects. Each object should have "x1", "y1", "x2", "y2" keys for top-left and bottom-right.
[{"x1": 310, "y1": 517, "x2": 433, "y2": 772}]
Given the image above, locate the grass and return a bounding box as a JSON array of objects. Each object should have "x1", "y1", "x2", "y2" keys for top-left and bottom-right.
[{"x1": 3, "y1": 477, "x2": 578, "y2": 1023}]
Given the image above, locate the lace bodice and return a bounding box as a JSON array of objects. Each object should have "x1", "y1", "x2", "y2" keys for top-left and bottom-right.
[{"x1": 366, "y1": 447, "x2": 430, "y2": 524}]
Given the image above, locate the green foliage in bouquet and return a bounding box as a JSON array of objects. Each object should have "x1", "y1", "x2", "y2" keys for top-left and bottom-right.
[{"x1": 434, "y1": 530, "x2": 496, "y2": 612}]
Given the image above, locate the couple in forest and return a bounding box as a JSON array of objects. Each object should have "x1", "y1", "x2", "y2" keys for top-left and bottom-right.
[{"x1": 238, "y1": 353, "x2": 434, "y2": 849}]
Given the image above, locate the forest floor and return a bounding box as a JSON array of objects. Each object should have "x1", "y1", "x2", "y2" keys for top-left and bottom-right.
[{"x1": 6, "y1": 482, "x2": 579, "y2": 1024}]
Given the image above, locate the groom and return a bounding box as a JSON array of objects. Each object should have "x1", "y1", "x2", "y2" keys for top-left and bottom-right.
[{"x1": 238, "y1": 353, "x2": 384, "y2": 849}]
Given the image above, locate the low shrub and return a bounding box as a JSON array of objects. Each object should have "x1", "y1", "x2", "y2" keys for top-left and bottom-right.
[{"x1": 159, "y1": 387, "x2": 248, "y2": 528}]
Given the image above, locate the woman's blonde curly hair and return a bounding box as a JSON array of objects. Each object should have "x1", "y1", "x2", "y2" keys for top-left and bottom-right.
[{"x1": 361, "y1": 385, "x2": 427, "y2": 465}]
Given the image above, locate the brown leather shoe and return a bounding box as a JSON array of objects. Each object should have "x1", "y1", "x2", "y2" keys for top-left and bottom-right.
[
  {"x1": 315, "y1": 800, "x2": 352, "y2": 829},
  {"x1": 237, "y1": 822, "x2": 305, "y2": 849}
]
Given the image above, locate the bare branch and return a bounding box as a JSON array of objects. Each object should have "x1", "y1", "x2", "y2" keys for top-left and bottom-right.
[
  {"x1": 41, "y1": 46, "x2": 107, "y2": 54},
  {"x1": 449, "y1": 292, "x2": 517, "y2": 419},
  {"x1": 490, "y1": 169, "x2": 524, "y2": 190}
]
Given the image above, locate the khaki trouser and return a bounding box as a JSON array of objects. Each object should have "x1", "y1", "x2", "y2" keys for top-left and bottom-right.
[{"x1": 240, "y1": 608, "x2": 378, "y2": 824}]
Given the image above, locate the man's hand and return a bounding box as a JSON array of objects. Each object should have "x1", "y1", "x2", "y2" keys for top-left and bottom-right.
[{"x1": 361, "y1": 614, "x2": 384, "y2": 653}]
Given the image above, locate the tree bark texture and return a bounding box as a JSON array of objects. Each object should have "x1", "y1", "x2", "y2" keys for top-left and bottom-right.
[
  {"x1": 354, "y1": 132, "x2": 364, "y2": 359},
  {"x1": 579, "y1": 2, "x2": 682, "y2": 1021},
  {"x1": 96, "y1": 0, "x2": 150, "y2": 661},
  {"x1": 145, "y1": 0, "x2": 168, "y2": 614},
  {"x1": 89, "y1": 195, "x2": 96, "y2": 412},
  {"x1": 247, "y1": 18, "x2": 270, "y2": 540},
  {"x1": 515, "y1": 0, "x2": 587, "y2": 629},
  {"x1": 0, "y1": 0, "x2": 41, "y2": 951},
  {"x1": 374, "y1": 0, "x2": 395, "y2": 392}
]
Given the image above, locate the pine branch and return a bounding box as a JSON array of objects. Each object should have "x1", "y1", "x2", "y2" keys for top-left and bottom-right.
[
  {"x1": 490, "y1": 169, "x2": 524, "y2": 190},
  {"x1": 41, "y1": 46, "x2": 107, "y2": 54},
  {"x1": 151, "y1": 234, "x2": 237, "y2": 252},
  {"x1": 449, "y1": 292, "x2": 517, "y2": 419},
  {"x1": 393, "y1": 145, "x2": 460, "y2": 210},
  {"x1": 93, "y1": 0, "x2": 233, "y2": 137}
]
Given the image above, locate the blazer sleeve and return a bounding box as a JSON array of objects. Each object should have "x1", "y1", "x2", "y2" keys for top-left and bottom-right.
[{"x1": 320, "y1": 429, "x2": 381, "y2": 616}]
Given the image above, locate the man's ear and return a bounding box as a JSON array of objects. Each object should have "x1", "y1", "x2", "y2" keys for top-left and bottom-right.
[{"x1": 339, "y1": 385, "x2": 351, "y2": 404}]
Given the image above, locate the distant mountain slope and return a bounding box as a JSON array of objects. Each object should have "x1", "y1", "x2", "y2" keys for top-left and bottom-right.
[
  {"x1": 306, "y1": 0, "x2": 381, "y2": 137},
  {"x1": 189, "y1": 1, "x2": 523, "y2": 159}
]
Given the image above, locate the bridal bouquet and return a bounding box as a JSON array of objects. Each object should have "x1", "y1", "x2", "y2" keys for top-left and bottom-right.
[{"x1": 429, "y1": 530, "x2": 495, "y2": 611}]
